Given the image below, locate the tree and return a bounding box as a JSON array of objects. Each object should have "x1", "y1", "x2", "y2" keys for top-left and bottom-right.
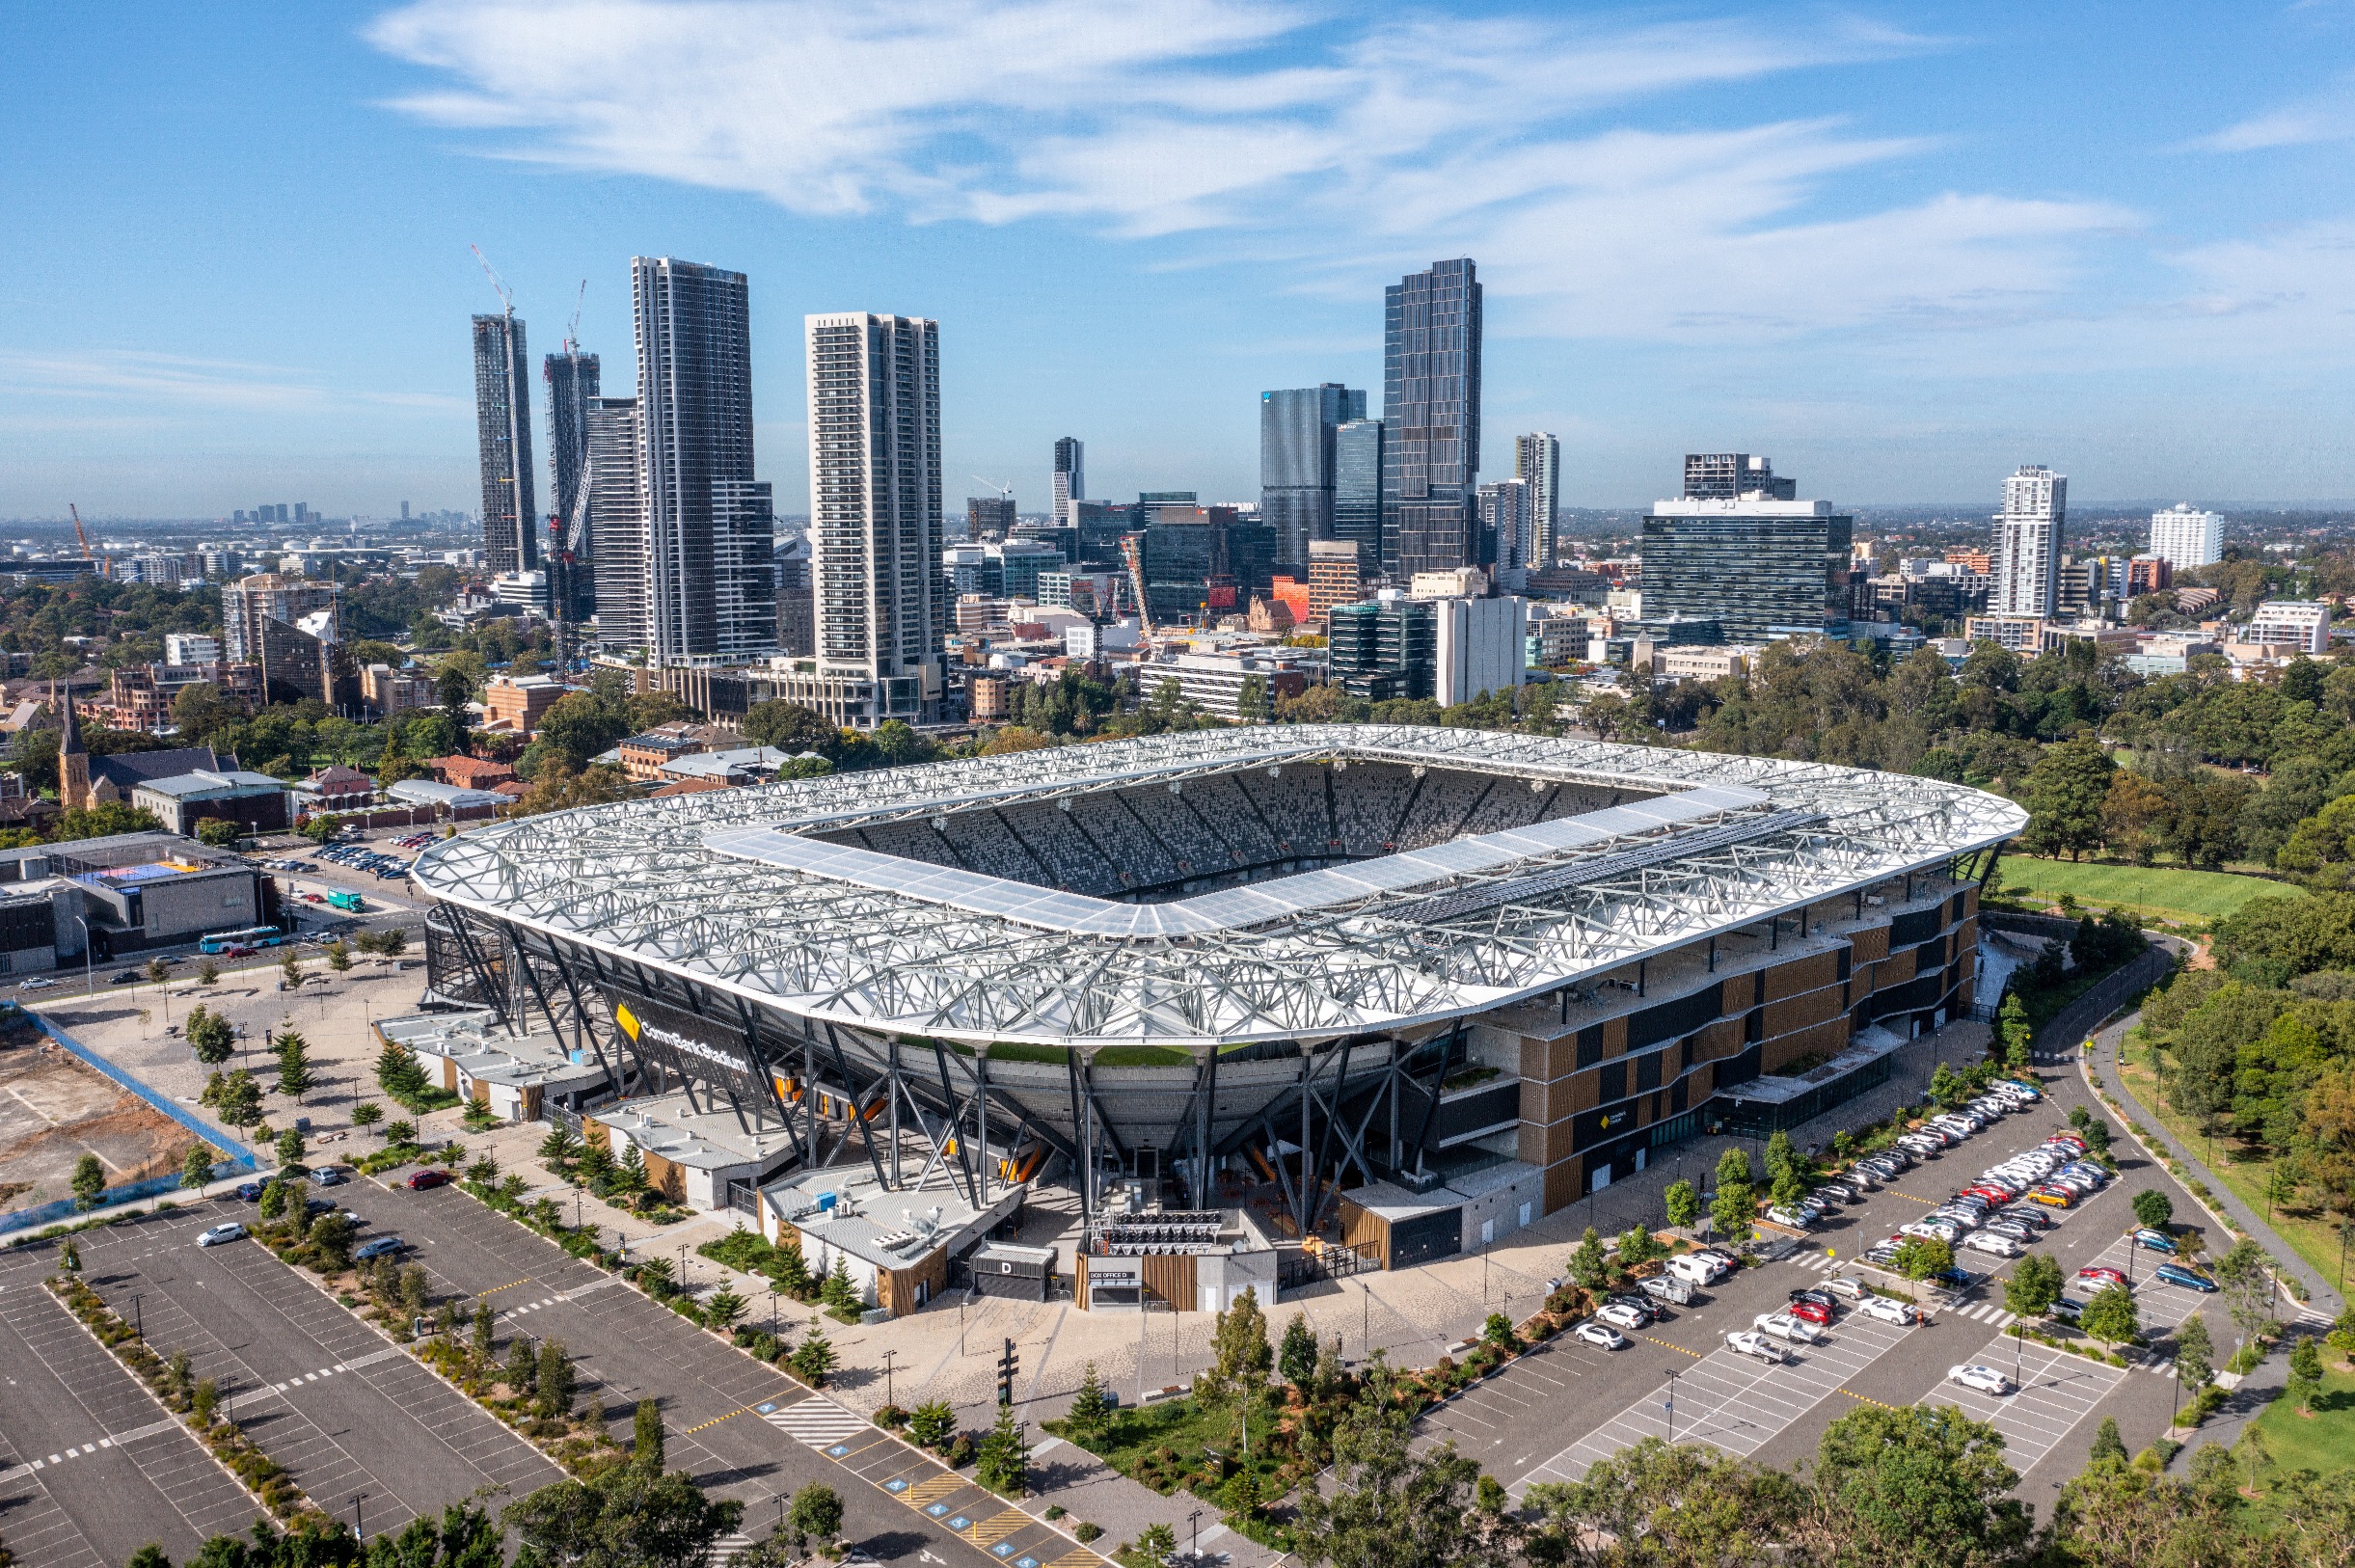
[
  {"x1": 70, "y1": 1151, "x2": 104, "y2": 1211},
  {"x1": 908, "y1": 1399, "x2": 956, "y2": 1449},
  {"x1": 185, "y1": 1007, "x2": 234, "y2": 1065},
  {"x1": 1764, "y1": 1129, "x2": 1800, "y2": 1186},
  {"x1": 1202, "y1": 1285, "x2": 1273, "y2": 1404},
  {"x1": 323, "y1": 938, "x2": 351, "y2": 973},
  {"x1": 702, "y1": 1288, "x2": 746, "y2": 1334},
  {"x1": 538, "y1": 1122, "x2": 581, "y2": 1169},
  {"x1": 376, "y1": 1040, "x2": 429, "y2": 1102},
  {"x1": 1069, "y1": 1362, "x2": 1111, "y2": 1440},
  {"x1": 2131, "y1": 1189, "x2": 2175, "y2": 1230},
  {"x1": 309, "y1": 1210, "x2": 355, "y2": 1269},
  {"x1": 2080, "y1": 1284, "x2": 2140, "y2": 1347},
  {"x1": 258, "y1": 1178, "x2": 287, "y2": 1221},
  {"x1": 278, "y1": 948, "x2": 302, "y2": 989},
  {"x1": 273, "y1": 1028, "x2": 314, "y2": 1102},
  {"x1": 975, "y1": 1398, "x2": 1030, "y2": 1496},
  {"x1": 819, "y1": 1253, "x2": 859, "y2": 1313},
  {"x1": 536, "y1": 1339, "x2": 577, "y2": 1419},
  {"x1": 144, "y1": 956, "x2": 171, "y2": 987},
  {"x1": 2175, "y1": 1312, "x2": 2214, "y2": 1392},
  {"x1": 213, "y1": 1068, "x2": 261, "y2": 1130},
  {"x1": 785, "y1": 1482, "x2": 844, "y2": 1559},
  {"x1": 1715, "y1": 1147, "x2": 1754, "y2": 1189},
  {"x1": 1710, "y1": 1179, "x2": 1756, "y2": 1244},
  {"x1": 503, "y1": 1463, "x2": 744, "y2": 1568},
  {"x1": 790, "y1": 1317, "x2": 835, "y2": 1386},
  {"x1": 1617, "y1": 1225, "x2": 1662, "y2": 1267},
  {"x1": 1893, "y1": 1235, "x2": 1954, "y2": 1281},
  {"x1": 1279, "y1": 1311, "x2": 1319, "y2": 1389},
  {"x1": 742, "y1": 700, "x2": 837, "y2": 755},
  {"x1": 1664, "y1": 1178, "x2": 1699, "y2": 1230},
  {"x1": 1526, "y1": 1436, "x2": 1790, "y2": 1568},
  {"x1": 1289, "y1": 1355, "x2": 1506, "y2": 1568},
  {"x1": 2022, "y1": 734, "x2": 2117, "y2": 860},
  {"x1": 474, "y1": 1301, "x2": 497, "y2": 1363},
  {"x1": 1567, "y1": 1227, "x2": 1611, "y2": 1291},
  {"x1": 634, "y1": 1397, "x2": 666, "y2": 1472},
  {"x1": 2088, "y1": 1416, "x2": 2127, "y2": 1466},
  {"x1": 535, "y1": 690, "x2": 635, "y2": 772},
  {"x1": 2004, "y1": 1253, "x2": 2064, "y2": 1320},
  {"x1": 180, "y1": 1141, "x2": 219, "y2": 1189},
  {"x1": 274, "y1": 1126, "x2": 304, "y2": 1168},
  {"x1": 350, "y1": 1099, "x2": 383, "y2": 1130},
  {"x1": 2101, "y1": 770, "x2": 2172, "y2": 866},
  {"x1": 1798, "y1": 1404, "x2": 2029, "y2": 1568},
  {"x1": 2212, "y1": 1239, "x2": 2279, "y2": 1351},
  {"x1": 1996, "y1": 993, "x2": 2033, "y2": 1070},
  {"x1": 2287, "y1": 1336, "x2": 2324, "y2": 1415}
]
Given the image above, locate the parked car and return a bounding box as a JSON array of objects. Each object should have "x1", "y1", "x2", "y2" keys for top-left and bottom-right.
[
  {"x1": 1787, "y1": 1297, "x2": 1834, "y2": 1326},
  {"x1": 2076, "y1": 1265, "x2": 2128, "y2": 1289},
  {"x1": 1821, "y1": 1275, "x2": 1871, "y2": 1303},
  {"x1": 1667, "y1": 1253, "x2": 1730, "y2": 1286},
  {"x1": 2133, "y1": 1228, "x2": 2178, "y2": 1254},
  {"x1": 1947, "y1": 1364, "x2": 2013, "y2": 1396},
  {"x1": 1596, "y1": 1302, "x2": 1651, "y2": 1331},
  {"x1": 1639, "y1": 1274, "x2": 1693, "y2": 1307},
  {"x1": 1573, "y1": 1320, "x2": 1628, "y2": 1351},
  {"x1": 197, "y1": 1222, "x2": 246, "y2": 1247},
  {"x1": 2048, "y1": 1296, "x2": 2085, "y2": 1323},
  {"x1": 1766, "y1": 1206, "x2": 1814, "y2": 1230},
  {"x1": 2028, "y1": 1187, "x2": 2074, "y2": 1208},
  {"x1": 1961, "y1": 1231, "x2": 2023, "y2": 1259},
  {"x1": 313, "y1": 1167, "x2": 348, "y2": 1187},
  {"x1": 1901, "y1": 1219, "x2": 1962, "y2": 1243},
  {"x1": 405, "y1": 1169, "x2": 451, "y2": 1191},
  {"x1": 1753, "y1": 1311, "x2": 1821, "y2": 1344},
  {"x1": 2154, "y1": 1264, "x2": 2219, "y2": 1293},
  {"x1": 1857, "y1": 1293, "x2": 1918, "y2": 1325},
  {"x1": 352, "y1": 1235, "x2": 407, "y2": 1260},
  {"x1": 233, "y1": 1182, "x2": 264, "y2": 1202},
  {"x1": 1725, "y1": 1330, "x2": 1789, "y2": 1364}
]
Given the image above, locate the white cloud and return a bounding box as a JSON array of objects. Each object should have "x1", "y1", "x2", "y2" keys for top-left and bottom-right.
[
  {"x1": 365, "y1": 1, "x2": 2121, "y2": 341},
  {"x1": 2193, "y1": 79, "x2": 2355, "y2": 150},
  {"x1": 0, "y1": 350, "x2": 466, "y2": 415}
]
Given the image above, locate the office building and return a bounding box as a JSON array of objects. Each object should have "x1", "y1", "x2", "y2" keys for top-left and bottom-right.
[
  {"x1": 164, "y1": 634, "x2": 221, "y2": 665},
  {"x1": 472, "y1": 312, "x2": 538, "y2": 576},
  {"x1": 966, "y1": 496, "x2": 1016, "y2": 540},
  {"x1": 545, "y1": 349, "x2": 601, "y2": 620},
  {"x1": 1053, "y1": 438, "x2": 1084, "y2": 525},
  {"x1": 1306, "y1": 540, "x2": 1364, "y2": 626},
  {"x1": 2149, "y1": 503, "x2": 2223, "y2": 572},
  {"x1": 627, "y1": 257, "x2": 772, "y2": 661},
  {"x1": 1434, "y1": 594, "x2": 1527, "y2": 705},
  {"x1": 807, "y1": 311, "x2": 945, "y2": 725},
  {"x1": 1260, "y1": 384, "x2": 1367, "y2": 573},
  {"x1": 1641, "y1": 475, "x2": 1854, "y2": 641},
  {"x1": 1516, "y1": 433, "x2": 1560, "y2": 569},
  {"x1": 1335, "y1": 419, "x2": 1385, "y2": 571},
  {"x1": 1990, "y1": 466, "x2": 2067, "y2": 618},
  {"x1": 1383, "y1": 258, "x2": 1482, "y2": 578},
  {"x1": 1328, "y1": 596, "x2": 1437, "y2": 701},
  {"x1": 776, "y1": 536, "x2": 814, "y2": 658},
  {"x1": 585, "y1": 397, "x2": 648, "y2": 651},
  {"x1": 1475, "y1": 478, "x2": 1534, "y2": 573},
  {"x1": 1682, "y1": 454, "x2": 1794, "y2": 501}
]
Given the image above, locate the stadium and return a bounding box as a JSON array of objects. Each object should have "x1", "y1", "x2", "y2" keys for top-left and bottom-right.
[{"x1": 412, "y1": 725, "x2": 2023, "y2": 1290}]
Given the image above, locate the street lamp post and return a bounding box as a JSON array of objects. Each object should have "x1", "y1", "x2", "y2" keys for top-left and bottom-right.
[
  {"x1": 1665, "y1": 1368, "x2": 1679, "y2": 1443},
  {"x1": 70, "y1": 916, "x2": 93, "y2": 997},
  {"x1": 883, "y1": 1348, "x2": 897, "y2": 1410},
  {"x1": 130, "y1": 1293, "x2": 143, "y2": 1341},
  {"x1": 1188, "y1": 1509, "x2": 1204, "y2": 1566},
  {"x1": 349, "y1": 1493, "x2": 368, "y2": 1545}
]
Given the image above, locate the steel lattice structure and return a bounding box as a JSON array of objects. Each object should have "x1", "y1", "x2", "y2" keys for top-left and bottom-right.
[{"x1": 413, "y1": 726, "x2": 2025, "y2": 1053}]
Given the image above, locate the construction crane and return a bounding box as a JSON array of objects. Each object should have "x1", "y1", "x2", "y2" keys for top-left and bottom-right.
[
  {"x1": 1119, "y1": 533, "x2": 1155, "y2": 651},
  {"x1": 66, "y1": 503, "x2": 93, "y2": 560},
  {"x1": 561, "y1": 278, "x2": 586, "y2": 355},
  {"x1": 549, "y1": 453, "x2": 593, "y2": 672}
]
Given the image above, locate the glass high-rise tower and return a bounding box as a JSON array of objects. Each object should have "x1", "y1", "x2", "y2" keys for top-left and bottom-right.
[
  {"x1": 472, "y1": 312, "x2": 537, "y2": 576},
  {"x1": 1334, "y1": 419, "x2": 1385, "y2": 571},
  {"x1": 1382, "y1": 258, "x2": 1481, "y2": 578},
  {"x1": 1259, "y1": 383, "x2": 1366, "y2": 574},
  {"x1": 1515, "y1": 432, "x2": 1559, "y2": 571},
  {"x1": 545, "y1": 349, "x2": 600, "y2": 619},
  {"x1": 1053, "y1": 437, "x2": 1085, "y2": 524}
]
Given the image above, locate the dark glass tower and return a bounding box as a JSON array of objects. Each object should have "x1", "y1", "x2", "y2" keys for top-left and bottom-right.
[
  {"x1": 545, "y1": 349, "x2": 600, "y2": 619},
  {"x1": 1259, "y1": 383, "x2": 1365, "y2": 573},
  {"x1": 1334, "y1": 418, "x2": 1385, "y2": 570},
  {"x1": 472, "y1": 312, "x2": 537, "y2": 576},
  {"x1": 1382, "y1": 258, "x2": 1481, "y2": 578}
]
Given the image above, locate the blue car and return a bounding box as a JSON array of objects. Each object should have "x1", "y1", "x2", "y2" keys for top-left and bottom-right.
[
  {"x1": 352, "y1": 1235, "x2": 407, "y2": 1260},
  {"x1": 234, "y1": 1182, "x2": 264, "y2": 1203},
  {"x1": 2154, "y1": 1263, "x2": 2217, "y2": 1292},
  {"x1": 2133, "y1": 1228, "x2": 2178, "y2": 1254}
]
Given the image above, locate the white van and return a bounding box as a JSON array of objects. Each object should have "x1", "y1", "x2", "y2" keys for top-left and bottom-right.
[{"x1": 1667, "y1": 1253, "x2": 1729, "y2": 1286}]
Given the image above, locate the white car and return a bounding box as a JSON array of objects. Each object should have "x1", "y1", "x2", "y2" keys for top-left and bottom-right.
[
  {"x1": 1573, "y1": 1320, "x2": 1628, "y2": 1351},
  {"x1": 1753, "y1": 1311, "x2": 1821, "y2": 1343},
  {"x1": 1857, "y1": 1293, "x2": 1918, "y2": 1325},
  {"x1": 1596, "y1": 1302, "x2": 1649, "y2": 1331},
  {"x1": 1948, "y1": 1364, "x2": 2013, "y2": 1396},
  {"x1": 1902, "y1": 1220, "x2": 1962, "y2": 1244},
  {"x1": 1960, "y1": 1230, "x2": 2023, "y2": 1258},
  {"x1": 196, "y1": 1222, "x2": 245, "y2": 1247},
  {"x1": 1766, "y1": 1206, "x2": 1814, "y2": 1230},
  {"x1": 16, "y1": 977, "x2": 57, "y2": 991},
  {"x1": 1725, "y1": 1330, "x2": 1789, "y2": 1364}
]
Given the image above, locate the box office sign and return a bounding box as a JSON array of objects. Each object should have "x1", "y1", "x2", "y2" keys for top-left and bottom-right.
[
  {"x1": 610, "y1": 992, "x2": 771, "y2": 1103},
  {"x1": 1570, "y1": 1100, "x2": 1638, "y2": 1154}
]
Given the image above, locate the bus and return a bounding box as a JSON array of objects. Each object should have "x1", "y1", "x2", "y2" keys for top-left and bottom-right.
[{"x1": 199, "y1": 925, "x2": 294, "y2": 956}]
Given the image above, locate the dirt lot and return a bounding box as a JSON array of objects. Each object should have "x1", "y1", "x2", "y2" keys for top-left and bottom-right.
[{"x1": 0, "y1": 1016, "x2": 194, "y2": 1214}]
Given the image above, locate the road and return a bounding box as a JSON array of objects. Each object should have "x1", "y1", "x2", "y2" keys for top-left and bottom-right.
[
  {"x1": 0, "y1": 1263, "x2": 260, "y2": 1566},
  {"x1": 2, "y1": 1202, "x2": 563, "y2": 1540},
  {"x1": 1417, "y1": 1045, "x2": 2269, "y2": 1506}
]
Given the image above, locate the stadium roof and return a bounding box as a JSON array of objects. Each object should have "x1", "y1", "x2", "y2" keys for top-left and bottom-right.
[{"x1": 412, "y1": 725, "x2": 2026, "y2": 1051}]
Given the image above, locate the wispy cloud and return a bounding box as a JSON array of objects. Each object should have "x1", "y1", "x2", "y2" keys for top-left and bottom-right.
[
  {"x1": 2191, "y1": 77, "x2": 2355, "y2": 150},
  {"x1": 367, "y1": 1, "x2": 2124, "y2": 340},
  {"x1": 0, "y1": 350, "x2": 465, "y2": 414}
]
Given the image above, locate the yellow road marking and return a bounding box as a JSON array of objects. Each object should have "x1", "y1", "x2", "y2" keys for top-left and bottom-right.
[
  {"x1": 1839, "y1": 1388, "x2": 1901, "y2": 1410},
  {"x1": 1049, "y1": 1553, "x2": 1109, "y2": 1568},
  {"x1": 907, "y1": 1473, "x2": 964, "y2": 1504},
  {"x1": 683, "y1": 1404, "x2": 756, "y2": 1435},
  {"x1": 1888, "y1": 1191, "x2": 1936, "y2": 1205},
  {"x1": 1643, "y1": 1336, "x2": 1705, "y2": 1359},
  {"x1": 966, "y1": 1510, "x2": 1030, "y2": 1545},
  {"x1": 476, "y1": 1278, "x2": 533, "y2": 1296}
]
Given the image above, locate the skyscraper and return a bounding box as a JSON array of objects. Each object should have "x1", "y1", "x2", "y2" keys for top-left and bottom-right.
[
  {"x1": 1641, "y1": 463, "x2": 1852, "y2": 640},
  {"x1": 1334, "y1": 419, "x2": 1385, "y2": 571},
  {"x1": 628, "y1": 257, "x2": 772, "y2": 660},
  {"x1": 1383, "y1": 258, "x2": 1482, "y2": 578},
  {"x1": 544, "y1": 349, "x2": 600, "y2": 619},
  {"x1": 1515, "y1": 433, "x2": 1559, "y2": 569},
  {"x1": 472, "y1": 312, "x2": 537, "y2": 575},
  {"x1": 2149, "y1": 502, "x2": 2223, "y2": 571},
  {"x1": 1475, "y1": 478, "x2": 1533, "y2": 573},
  {"x1": 1990, "y1": 465, "x2": 2067, "y2": 618},
  {"x1": 1053, "y1": 437, "x2": 1085, "y2": 525},
  {"x1": 585, "y1": 397, "x2": 647, "y2": 650},
  {"x1": 1259, "y1": 384, "x2": 1367, "y2": 573},
  {"x1": 808, "y1": 312, "x2": 944, "y2": 725}
]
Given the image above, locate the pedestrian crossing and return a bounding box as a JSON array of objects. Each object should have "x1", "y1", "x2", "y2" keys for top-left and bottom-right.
[
  {"x1": 260, "y1": 1345, "x2": 397, "y2": 1393},
  {"x1": 756, "y1": 1394, "x2": 873, "y2": 1448},
  {"x1": 23, "y1": 1419, "x2": 175, "y2": 1471}
]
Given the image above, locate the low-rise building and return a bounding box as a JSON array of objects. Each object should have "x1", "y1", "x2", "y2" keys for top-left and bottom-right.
[
  {"x1": 1136, "y1": 649, "x2": 1310, "y2": 719},
  {"x1": 15, "y1": 832, "x2": 267, "y2": 960},
  {"x1": 758, "y1": 1164, "x2": 1028, "y2": 1317},
  {"x1": 360, "y1": 663, "x2": 438, "y2": 719},
  {"x1": 130, "y1": 769, "x2": 291, "y2": 837},
  {"x1": 2247, "y1": 600, "x2": 2332, "y2": 656},
  {"x1": 579, "y1": 1092, "x2": 802, "y2": 1214},
  {"x1": 655, "y1": 746, "x2": 800, "y2": 787},
  {"x1": 1653, "y1": 643, "x2": 1764, "y2": 682},
  {"x1": 427, "y1": 755, "x2": 517, "y2": 792},
  {"x1": 482, "y1": 674, "x2": 576, "y2": 735},
  {"x1": 375, "y1": 1010, "x2": 610, "y2": 1122},
  {"x1": 294, "y1": 765, "x2": 376, "y2": 814}
]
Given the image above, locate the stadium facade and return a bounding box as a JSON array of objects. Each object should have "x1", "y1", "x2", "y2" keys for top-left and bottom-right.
[{"x1": 413, "y1": 727, "x2": 2021, "y2": 1267}]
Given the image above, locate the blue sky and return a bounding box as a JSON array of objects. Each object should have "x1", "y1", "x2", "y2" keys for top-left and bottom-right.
[{"x1": 7, "y1": 1, "x2": 2355, "y2": 521}]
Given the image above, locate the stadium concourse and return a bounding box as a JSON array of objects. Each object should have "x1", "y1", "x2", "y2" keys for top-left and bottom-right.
[{"x1": 409, "y1": 726, "x2": 2022, "y2": 1306}]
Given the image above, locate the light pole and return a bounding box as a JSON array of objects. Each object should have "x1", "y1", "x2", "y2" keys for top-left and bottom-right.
[
  {"x1": 1665, "y1": 1368, "x2": 1679, "y2": 1443},
  {"x1": 130, "y1": 1293, "x2": 143, "y2": 1341},
  {"x1": 882, "y1": 1347, "x2": 898, "y2": 1409},
  {"x1": 1188, "y1": 1509, "x2": 1204, "y2": 1565},
  {"x1": 1360, "y1": 1278, "x2": 1370, "y2": 1361},
  {"x1": 349, "y1": 1492, "x2": 368, "y2": 1545},
  {"x1": 70, "y1": 916, "x2": 93, "y2": 997}
]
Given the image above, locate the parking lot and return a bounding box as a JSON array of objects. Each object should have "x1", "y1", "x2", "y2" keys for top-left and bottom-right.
[
  {"x1": 7, "y1": 1201, "x2": 562, "y2": 1535},
  {"x1": 0, "y1": 1266, "x2": 260, "y2": 1566}
]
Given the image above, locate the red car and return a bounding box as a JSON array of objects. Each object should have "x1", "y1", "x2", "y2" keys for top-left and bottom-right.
[
  {"x1": 1963, "y1": 1184, "x2": 2015, "y2": 1203},
  {"x1": 2076, "y1": 1265, "x2": 2126, "y2": 1288},
  {"x1": 405, "y1": 1169, "x2": 451, "y2": 1191},
  {"x1": 1787, "y1": 1298, "x2": 1834, "y2": 1326}
]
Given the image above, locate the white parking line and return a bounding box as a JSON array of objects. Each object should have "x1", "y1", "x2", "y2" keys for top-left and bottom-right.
[{"x1": 1922, "y1": 1340, "x2": 2126, "y2": 1471}]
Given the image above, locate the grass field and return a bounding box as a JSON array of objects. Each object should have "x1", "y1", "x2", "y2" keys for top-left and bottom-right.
[
  {"x1": 2247, "y1": 1362, "x2": 2355, "y2": 1490},
  {"x1": 1994, "y1": 857, "x2": 2302, "y2": 926}
]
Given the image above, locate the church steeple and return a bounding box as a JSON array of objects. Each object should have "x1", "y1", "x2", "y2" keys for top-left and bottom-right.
[{"x1": 55, "y1": 682, "x2": 90, "y2": 812}]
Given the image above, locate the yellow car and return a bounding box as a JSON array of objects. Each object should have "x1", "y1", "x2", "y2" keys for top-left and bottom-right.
[{"x1": 2027, "y1": 1186, "x2": 2074, "y2": 1208}]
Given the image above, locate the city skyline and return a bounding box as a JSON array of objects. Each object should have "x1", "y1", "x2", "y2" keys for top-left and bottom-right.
[{"x1": 9, "y1": 4, "x2": 2355, "y2": 515}]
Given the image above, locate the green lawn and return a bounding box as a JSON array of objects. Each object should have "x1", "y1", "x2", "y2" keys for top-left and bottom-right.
[
  {"x1": 1994, "y1": 858, "x2": 2302, "y2": 926},
  {"x1": 2247, "y1": 1362, "x2": 2355, "y2": 1487}
]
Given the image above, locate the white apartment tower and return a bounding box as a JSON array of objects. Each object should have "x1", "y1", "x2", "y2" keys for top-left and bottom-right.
[
  {"x1": 1053, "y1": 437, "x2": 1085, "y2": 526},
  {"x1": 2149, "y1": 503, "x2": 2223, "y2": 571},
  {"x1": 807, "y1": 312, "x2": 944, "y2": 725},
  {"x1": 1515, "y1": 433, "x2": 1559, "y2": 570},
  {"x1": 1990, "y1": 465, "x2": 2067, "y2": 618}
]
